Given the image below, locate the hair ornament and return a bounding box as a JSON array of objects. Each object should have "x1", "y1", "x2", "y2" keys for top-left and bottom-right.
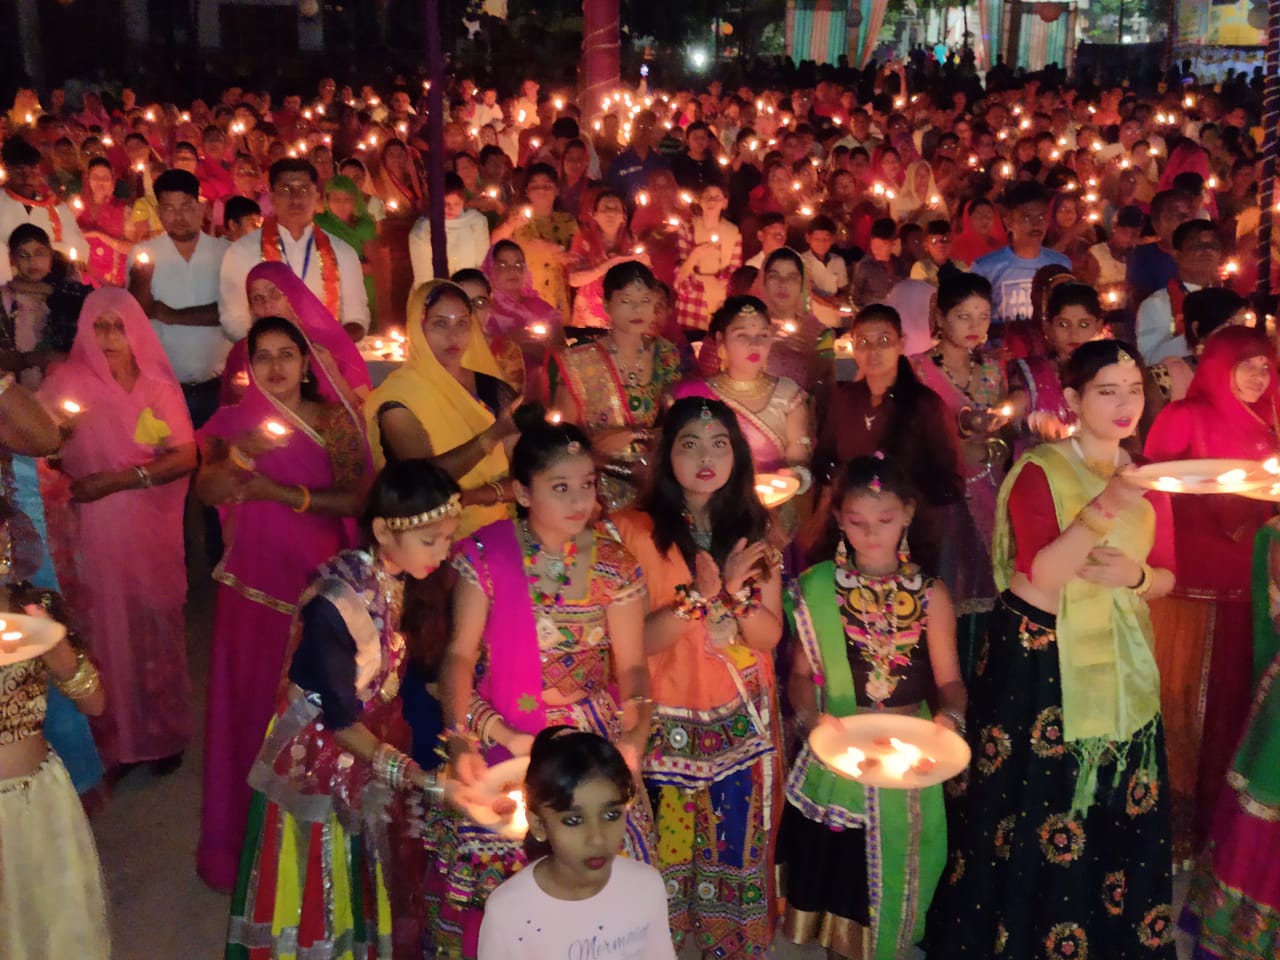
[
  {"x1": 699, "y1": 401, "x2": 714, "y2": 422},
  {"x1": 383, "y1": 493, "x2": 462, "y2": 531},
  {"x1": 1116, "y1": 348, "x2": 1136, "y2": 367},
  {"x1": 868, "y1": 450, "x2": 885, "y2": 493},
  {"x1": 737, "y1": 303, "x2": 760, "y2": 316},
  {"x1": 566, "y1": 439, "x2": 583, "y2": 455}
]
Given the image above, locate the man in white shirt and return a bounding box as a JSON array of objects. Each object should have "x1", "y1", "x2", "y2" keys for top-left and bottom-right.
[
  {"x1": 0, "y1": 137, "x2": 87, "y2": 284},
  {"x1": 1135, "y1": 219, "x2": 1222, "y2": 364},
  {"x1": 219, "y1": 158, "x2": 370, "y2": 341},
  {"x1": 128, "y1": 169, "x2": 232, "y2": 428}
]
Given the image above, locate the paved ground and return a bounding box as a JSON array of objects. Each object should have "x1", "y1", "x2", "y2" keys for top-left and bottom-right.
[{"x1": 92, "y1": 526, "x2": 1193, "y2": 959}]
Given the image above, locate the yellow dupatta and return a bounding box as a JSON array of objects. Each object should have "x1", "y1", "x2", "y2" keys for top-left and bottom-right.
[
  {"x1": 366, "y1": 281, "x2": 511, "y2": 535},
  {"x1": 993, "y1": 441, "x2": 1162, "y2": 813}
]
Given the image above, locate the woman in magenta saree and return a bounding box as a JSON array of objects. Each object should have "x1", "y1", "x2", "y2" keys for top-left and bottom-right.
[
  {"x1": 195, "y1": 313, "x2": 370, "y2": 891},
  {"x1": 219, "y1": 261, "x2": 371, "y2": 410},
  {"x1": 38, "y1": 288, "x2": 197, "y2": 769}
]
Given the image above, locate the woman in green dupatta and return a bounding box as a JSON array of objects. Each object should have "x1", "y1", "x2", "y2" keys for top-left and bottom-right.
[
  {"x1": 781, "y1": 453, "x2": 964, "y2": 960},
  {"x1": 314, "y1": 175, "x2": 378, "y2": 319},
  {"x1": 927, "y1": 340, "x2": 1179, "y2": 960},
  {"x1": 1183, "y1": 515, "x2": 1280, "y2": 960}
]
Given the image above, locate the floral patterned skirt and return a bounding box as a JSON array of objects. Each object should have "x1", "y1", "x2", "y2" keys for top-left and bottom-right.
[{"x1": 925, "y1": 591, "x2": 1177, "y2": 960}]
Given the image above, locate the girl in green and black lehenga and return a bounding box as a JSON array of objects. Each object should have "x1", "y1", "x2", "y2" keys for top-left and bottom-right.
[{"x1": 926, "y1": 340, "x2": 1180, "y2": 960}]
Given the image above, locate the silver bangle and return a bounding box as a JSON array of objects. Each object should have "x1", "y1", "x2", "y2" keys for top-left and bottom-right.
[{"x1": 134, "y1": 464, "x2": 152, "y2": 489}]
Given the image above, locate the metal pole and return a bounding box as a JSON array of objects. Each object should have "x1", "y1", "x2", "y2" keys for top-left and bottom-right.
[
  {"x1": 1117, "y1": 0, "x2": 1124, "y2": 45},
  {"x1": 1254, "y1": 0, "x2": 1280, "y2": 301},
  {"x1": 424, "y1": 0, "x2": 448, "y2": 280}
]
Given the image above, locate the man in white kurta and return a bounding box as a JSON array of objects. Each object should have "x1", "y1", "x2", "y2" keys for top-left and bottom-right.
[{"x1": 218, "y1": 158, "x2": 370, "y2": 340}]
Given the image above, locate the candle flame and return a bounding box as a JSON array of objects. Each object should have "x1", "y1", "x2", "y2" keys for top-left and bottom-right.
[
  {"x1": 390, "y1": 330, "x2": 406, "y2": 343},
  {"x1": 710, "y1": 234, "x2": 719, "y2": 244},
  {"x1": 1217, "y1": 468, "x2": 1247, "y2": 485},
  {"x1": 548, "y1": 410, "x2": 562, "y2": 424},
  {"x1": 264, "y1": 420, "x2": 288, "y2": 438},
  {"x1": 1155, "y1": 476, "x2": 1184, "y2": 492},
  {"x1": 836, "y1": 745, "x2": 866, "y2": 777},
  {"x1": 62, "y1": 400, "x2": 82, "y2": 415},
  {"x1": 137, "y1": 251, "x2": 151, "y2": 265},
  {"x1": 882, "y1": 737, "x2": 923, "y2": 778},
  {"x1": 783, "y1": 321, "x2": 798, "y2": 334},
  {"x1": 530, "y1": 322, "x2": 549, "y2": 337},
  {"x1": 1264, "y1": 457, "x2": 1280, "y2": 475},
  {"x1": 999, "y1": 403, "x2": 1013, "y2": 418},
  {"x1": 507, "y1": 790, "x2": 529, "y2": 832},
  {"x1": 1, "y1": 630, "x2": 21, "y2": 642},
  {"x1": 633, "y1": 245, "x2": 645, "y2": 255},
  {"x1": 68, "y1": 247, "x2": 77, "y2": 262}
]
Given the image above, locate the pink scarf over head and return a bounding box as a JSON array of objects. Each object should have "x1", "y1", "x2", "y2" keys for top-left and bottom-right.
[
  {"x1": 221, "y1": 261, "x2": 372, "y2": 405},
  {"x1": 41, "y1": 287, "x2": 193, "y2": 481},
  {"x1": 481, "y1": 244, "x2": 563, "y2": 340},
  {"x1": 201, "y1": 313, "x2": 368, "y2": 611},
  {"x1": 1158, "y1": 142, "x2": 1219, "y2": 220}
]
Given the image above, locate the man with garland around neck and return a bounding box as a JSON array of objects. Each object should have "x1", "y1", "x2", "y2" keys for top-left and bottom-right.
[
  {"x1": 0, "y1": 137, "x2": 88, "y2": 285},
  {"x1": 218, "y1": 158, "x2": 370, "y2": 341}
]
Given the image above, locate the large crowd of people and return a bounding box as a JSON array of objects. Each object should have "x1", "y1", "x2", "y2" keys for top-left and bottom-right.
[{"x1": 0, "y1": 56, "x2": 1278, "y2": 960}]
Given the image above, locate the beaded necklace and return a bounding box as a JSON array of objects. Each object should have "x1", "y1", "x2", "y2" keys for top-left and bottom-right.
[
  {"x1": 522, "y1": 520, "x2": 578, "y2": 607},
  {"x1": 835, "y1": 550, "x2": 924, "y2": 706}
]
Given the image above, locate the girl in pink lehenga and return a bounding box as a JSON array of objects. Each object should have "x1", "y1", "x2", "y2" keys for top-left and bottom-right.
[
  {"x1": 194, "y1": 313, "x2": 370, "y2": 890},
  {"x1": 39, "y1": 288, "x2": 197, "y2": 770}
]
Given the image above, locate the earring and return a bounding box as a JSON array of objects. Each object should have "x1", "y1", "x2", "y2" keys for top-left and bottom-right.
[
  {"x1": 897, "y1": 528, "x2": 911, "y2": 568},
  {"x1": 302, "y1": 369, "x2": 313, "y2": 383},
  {"x1": 835, "y1": 537, "x2": 849, "y2": 567}
]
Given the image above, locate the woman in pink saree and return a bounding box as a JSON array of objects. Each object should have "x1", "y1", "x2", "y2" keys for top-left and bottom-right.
[
  {"x1": 39, "y1": 288, "x2": 197, "y2": 770},
  {"x1": 195, "y1": 313, "x2": 370, "y2": 891},
  {"x1": 481, "y1": 239, "x2": 566, "y2": 402},
  {"x1": 219, "y1": 260, "x2": 371, "y2": 410}
]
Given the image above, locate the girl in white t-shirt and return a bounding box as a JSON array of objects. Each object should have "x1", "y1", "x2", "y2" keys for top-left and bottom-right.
[{"x1": 477, "y1": 728, "x2": 674, "y2": 960}]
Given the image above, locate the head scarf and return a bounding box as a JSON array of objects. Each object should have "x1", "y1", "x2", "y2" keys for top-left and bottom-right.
[
  {"x1": 314, "y1": 175, "x2": 377, "y2": 254},
  {"x1": 1182, "y1": 325, "x2": 1280, "y2": 448},
  {"x1": 870, "y1": 145, "x2": 906, "y2": 188},
  {"x1": 375, "y1": 139, "x2": 424, "y2": 213},
  {"x1": 890, "y1": 160, "x2": 940, "y2": 222},
  {"x1": 480, "y1": 243, "x2": 564, "y2": 340},
  {"x1": 364, "y1": 281, "x2": 510, "y2": 534},
  {"x1": 951, "y1": 198, "x2": 1007, "y2": 265},
  {"x1": 220, "y1": 261, "x2": 373, "y2": 407},
  {"x1": 1157, "y1": 142, "x2": 1218, "y2": 219}
]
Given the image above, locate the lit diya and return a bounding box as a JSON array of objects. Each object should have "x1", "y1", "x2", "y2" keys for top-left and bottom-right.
[
  {"x1": 453, "y1": 756, "x2": 532, "y2": 841},
  {"x1": 263, "y1": 420, "x2": 290, "y2": 440},
  {"x1": 1127, "y1": 458, "x2": 1274, "y2": 495},
  {"x1": 808, "y1": 713, "x2": 970, "y2": 790},
  {"x1": 754, "y1": 472, "x2": 801, "y2": 509},
  {"x1": 61, "y1": 400, "x2": 83, "y2": 416},
  {"x1": 0, "y1": 613, "x2": 67, "y2": 668}
]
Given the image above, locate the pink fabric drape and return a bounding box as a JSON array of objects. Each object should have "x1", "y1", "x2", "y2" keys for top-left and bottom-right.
[
  {"x1": 39, "y1": 288, "x2": 195, "y2": 766},
  {"x1": 220, "y1": 261, "x2": 372, "y2": 408},
  {"x1": 196, "y1": 313, "x2": 364, "y2": 890}
]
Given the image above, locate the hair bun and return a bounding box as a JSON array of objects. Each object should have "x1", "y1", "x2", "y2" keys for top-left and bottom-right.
[{"x1": 512, "y1": 402, "x2": 549, "y2": 435}]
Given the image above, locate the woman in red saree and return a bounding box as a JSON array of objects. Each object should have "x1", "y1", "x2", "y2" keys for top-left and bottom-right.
[
  {"x1": 1144, "y1": 325, "x2": 1280, "y2": 858},
  {"x1": 38, "y1": 288, "x2": 196, "y2": 770},
  {"x1": 75, "y1": 158, "x2": 131, "y2": 288},
  {"x1": 195, "y1": 313, "x2": 371, "y2": 890},
  {"x1": 950, "y1": 197, "x2": 1007, "y2": 267}
]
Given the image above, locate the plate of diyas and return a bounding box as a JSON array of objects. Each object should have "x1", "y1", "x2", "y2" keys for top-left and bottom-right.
[
  {"x1": 0, "y1": 613, "x2": 66, "y2": 668},
  {"x1": 453, "y1": 756, "x2": 531, "y2": 841},
  {"x1": 1126, "y1": 458, "x2": 1277, "y2": 495},
  {"x1": 755, "y1": 472, "x2": 801, "y2": 509},
  {"x1": 808, "y1": 713, "x2": 970, "y2": 790}
]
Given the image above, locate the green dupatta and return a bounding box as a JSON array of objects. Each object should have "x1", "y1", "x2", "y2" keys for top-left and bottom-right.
[
  {"x1": 786, "y1": 562, "x2": 947, "y2": 960},
  {"x1": 1231, "y1": 519, "x2": 1280, "y2": 813},
  {"x1": 992, "y1": 442, "x2": 1162, "y2": 814}
]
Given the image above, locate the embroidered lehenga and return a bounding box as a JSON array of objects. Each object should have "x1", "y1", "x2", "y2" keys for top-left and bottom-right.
[{"x1": 419, "y1": 520, "x2": 656, "y2": 959}]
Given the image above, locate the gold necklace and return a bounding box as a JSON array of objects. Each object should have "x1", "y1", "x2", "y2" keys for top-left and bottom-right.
[
  {"x1": 1070, "y1": 437, "x2": 1120, "y2": 480},
  {"x1": 714, "y1": 372, "x2": 773, "y2": 401}
]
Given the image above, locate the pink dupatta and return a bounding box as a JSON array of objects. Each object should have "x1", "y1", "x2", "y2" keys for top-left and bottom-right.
[
  {"x1": 221, "y1": 261, "x2": 372, "y2": 407},
  {"x1": 455, "y1": 519, "x2": 545, "y2": 761}
]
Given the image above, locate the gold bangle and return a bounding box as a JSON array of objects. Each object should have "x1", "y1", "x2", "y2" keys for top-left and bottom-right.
[
  {"x1": 228, "y1": 445, "x2": 255, "y2": 471},
  {"x1": 54, "y1": 649, "x2": 101, "y2": 701},
  {"x1": 1133, "y1": 563, "x2": 1155, "y2": 596},
  {"x1": 487, "y1": 479, "x2": 505, "y2": 503},
  {"x1": 293, "y1": 485, "x2": 311, "y2": 513}
]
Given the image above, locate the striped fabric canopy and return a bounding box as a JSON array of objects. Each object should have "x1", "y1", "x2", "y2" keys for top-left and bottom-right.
[{"x1": 786, "y1": 0, "x2": 850, "y2": 65}]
